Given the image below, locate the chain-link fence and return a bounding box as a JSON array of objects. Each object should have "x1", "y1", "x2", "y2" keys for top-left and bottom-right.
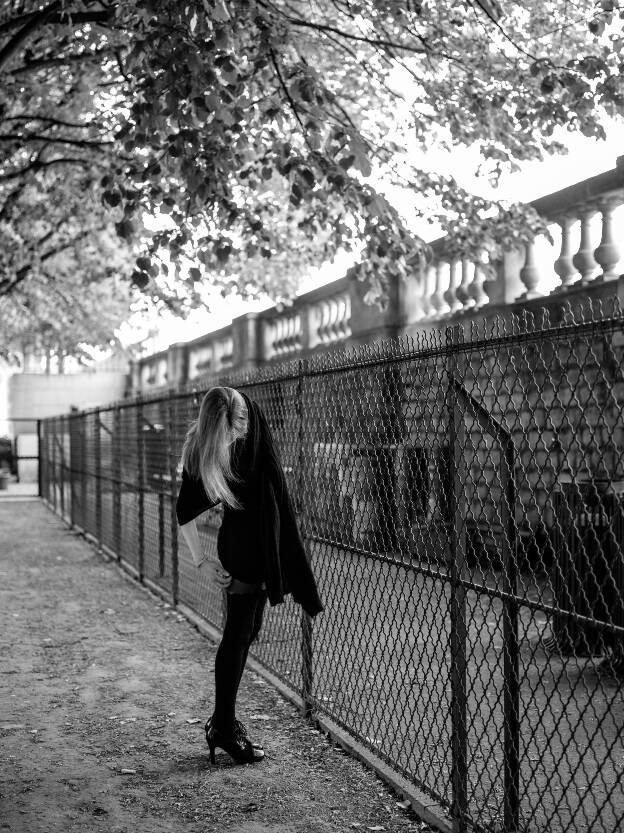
[{"x1": 40, "y1": 302, "x2": 624, "y2": 833}]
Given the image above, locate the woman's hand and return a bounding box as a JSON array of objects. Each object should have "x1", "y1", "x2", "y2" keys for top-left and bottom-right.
[{"x1": 200, "y1": 559, "x2": 232, "y2": 589}]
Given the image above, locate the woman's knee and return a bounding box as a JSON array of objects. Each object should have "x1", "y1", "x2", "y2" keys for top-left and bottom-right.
[{"x1": 223, "y1": 596, "x2": 257, "y2": 644}]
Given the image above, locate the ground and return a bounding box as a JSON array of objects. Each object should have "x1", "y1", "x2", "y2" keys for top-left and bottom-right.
[{"x1": 0, "y1": 499, "x2": 433, "y2": 833}]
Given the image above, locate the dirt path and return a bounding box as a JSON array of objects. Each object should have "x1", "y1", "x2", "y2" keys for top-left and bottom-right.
[{"x1": 0, "y1": 500, "x2": 432, "y2": 833}]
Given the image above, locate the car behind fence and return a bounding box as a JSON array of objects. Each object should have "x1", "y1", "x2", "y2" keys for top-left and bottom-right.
[{"x1": 40, "y1": 301, "x2": 624, "y2": 833}]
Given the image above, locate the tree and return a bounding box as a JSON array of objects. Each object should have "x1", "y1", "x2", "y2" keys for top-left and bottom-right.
[{"x1": 1, "y1": 0, "x2": 623, "y2": 310}]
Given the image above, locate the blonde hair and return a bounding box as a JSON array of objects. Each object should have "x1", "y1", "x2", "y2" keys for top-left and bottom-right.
[{"x1": 181, "y1": 386, "x2": 248, "y2": 510}]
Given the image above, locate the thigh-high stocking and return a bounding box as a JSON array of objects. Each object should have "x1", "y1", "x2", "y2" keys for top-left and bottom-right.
[{"x1": 212, "y1": 590, "x2": 267, "y2": 734}]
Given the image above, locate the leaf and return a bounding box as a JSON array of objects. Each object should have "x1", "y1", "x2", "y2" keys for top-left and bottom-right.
[
  {"x1": 215, "y1": 244, "x2": 232, "y2": 263},
  {"x1": 212, "y1": 1, "x2": 230, "y2": 23},
  {"x1": 131, "y1": 270, "x2": 149, "y2": 289},
  {"x1": 103, "y1": 191, "x2": 121, "y2": 207},
  {"x1": 115, "y1": 219, "x2": 135, "y2": 239},
  {"x1": 188, "y1": 267, "x2": 201, "y2": 282},
  {"x1": 350, "y1": 137, "x2": 372, "y2": 177},
  {"x1": 299, "y1": 168, "x2": 315, "y2": 188}
]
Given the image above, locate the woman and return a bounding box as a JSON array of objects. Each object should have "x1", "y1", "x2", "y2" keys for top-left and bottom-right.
[{"x1": 176, "y1": 386, "x2": 323, "y2": 765}]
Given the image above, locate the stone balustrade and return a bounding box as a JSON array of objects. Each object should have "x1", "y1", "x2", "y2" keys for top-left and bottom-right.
[{"x1": 131, "y1": 157, "x2": 624, "y2": 394}]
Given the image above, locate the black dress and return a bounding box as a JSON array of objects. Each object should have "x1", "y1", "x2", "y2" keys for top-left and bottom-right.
[{"x1": 175, "y1": 391, "x2": 324, "y2": 618}]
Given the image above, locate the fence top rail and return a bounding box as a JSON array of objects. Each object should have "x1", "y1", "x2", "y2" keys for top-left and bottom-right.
[{"x1": 39, "y1": 296, "x2": 624, "y2": 423}]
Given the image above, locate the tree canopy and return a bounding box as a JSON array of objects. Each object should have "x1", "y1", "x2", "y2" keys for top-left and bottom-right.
[{"x1": 1, "y1": 0, "x2": 622, "y2": 340}]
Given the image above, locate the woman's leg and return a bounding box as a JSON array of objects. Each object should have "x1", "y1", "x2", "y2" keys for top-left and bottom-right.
[
  {"x1": 212, "y1": 591, "x2": 264, "y2": 734},
  {"x1": 237, "y1": 590, "x2": 267, "y2": 689}
]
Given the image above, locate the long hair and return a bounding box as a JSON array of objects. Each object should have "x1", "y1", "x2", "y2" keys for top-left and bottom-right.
[{"x1": 181, "y1": 386, "x2": 248, "y2": 510}]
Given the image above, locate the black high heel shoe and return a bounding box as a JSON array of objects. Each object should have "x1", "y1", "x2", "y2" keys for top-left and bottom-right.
[
  {"x1": 204, "y1": 717, "x2": 263, "y2": 750},
  {"x1": 204, "y1": 719, "x2": 265, "y2": 764}
]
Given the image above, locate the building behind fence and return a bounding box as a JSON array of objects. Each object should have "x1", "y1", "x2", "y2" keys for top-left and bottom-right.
[
  {"x1": 41, "y1": 301, "x2": 624, "y2": 833},
  {"x1": 130, "y1": 157, "x2": 624, "y2": 397}
]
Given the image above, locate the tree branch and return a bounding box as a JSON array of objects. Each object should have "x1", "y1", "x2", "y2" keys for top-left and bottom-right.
[
  {"x1": 0, "y1": 156, "x2": 93, "y2": 181},
  {"x1": 0, "y1": 0, "x2": 62, "y2": 72},
  {"x1": 9, "y1": 46, "x2": 117, "y2": 76},
  {"x1": 269, "y1": 49, "x2": 306, "y2": 133},
  {"x1": 0, "y1": 133, "x2": 113, "y2": 148},
  {"x1": 0, "y1": 225, "x2": 106, "y2": 297},
  {"x1": 0, "y1": 5, "x2": 113, "y2": 38},
  {"x1": 258, "y1": 1, "x2": 427, "y2": 54}
]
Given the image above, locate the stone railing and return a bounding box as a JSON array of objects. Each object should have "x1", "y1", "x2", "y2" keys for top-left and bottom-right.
[{"x1": 131, "y1": 158, "x2": 624, "y2": 393}]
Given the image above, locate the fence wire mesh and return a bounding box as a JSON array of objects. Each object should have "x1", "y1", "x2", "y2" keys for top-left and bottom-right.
[{"x1": 40, "y1": 303, "x2": 624, "y2": 833}]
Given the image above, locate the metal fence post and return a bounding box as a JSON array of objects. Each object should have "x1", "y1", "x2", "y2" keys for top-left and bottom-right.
[
  {"x1": 113, "y1": 406, "x2": 122, "y2": 560},
  {"x1": 158, "y1": 490, "x2": 165, "y2": 578},
  {"x1": 68, "y1": 415, "x2": 76, "y2": 528},
  {"x1": 37, "y1": 419, "x2": 42, "y2": 498},
  {"x1": 447, "y1": 326, "x2": 468, "y2": 833},
  {"x1": 80, "y1": 414, "x2": 87, "y2": 530},
  {"x1": 167, "y1": 390, "x2": 179, "y2": 606},
  {"x1": 137, "y1": 401, "x2": 145, "y2": 582},
  {"x1": 95, "y1": 409, "x2": 102, "y2": 546},
  {"x1": 59, "y1": 418, "x2": 65, "y2": 519},
  {"x1": 298, "y1": 358, "x2": 314, "y2": 717},
  {"x1": 502, "y1": 438, "x2": 520, "y2": 833},
  {"x1": 52, "y1": 419, "x2": 57, "y2": 511}
]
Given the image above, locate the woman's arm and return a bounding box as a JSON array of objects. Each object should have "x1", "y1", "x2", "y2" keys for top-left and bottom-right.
[
  {"x1": 179, "y1": 518, "x2": 232, "y2": 587},
  {"x1": 179, "y1": 518, "x2": 205, "y2": 567},
  {"x1": 175, "y1": 466, "x2": 220, "y2": 527}
]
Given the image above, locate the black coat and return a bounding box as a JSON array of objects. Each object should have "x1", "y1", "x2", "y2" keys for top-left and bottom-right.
[{"x1": 175, "y1": 391, "x2": 324, "y2": 618}]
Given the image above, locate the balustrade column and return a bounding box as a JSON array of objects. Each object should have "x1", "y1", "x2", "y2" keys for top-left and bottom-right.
[
  {"x1": 430, "y1": 260, "x2": 451, "y2": 316},
  {"x1": 518, "y1": 240, "x2": 541, "y2": 300},
  {"x1": 553, "y1": 216, "x2": 579, "y2": 292},
  {"x1": 445, "y1": 259, "x2": 463, "y2": 314},
  {"x1": 318, "y1": 300, "x2": 337, "y2": 346},
  {"x1": 455, "y1": 260, "x2": 475, "y2": 310},
  {"x1": 572, "y1": 208, "x2": 598, "y2": 285},
  {"x1": 594, "y1": 197, "x2": 621, "y2": 281},
  {"x1": 418, "y1": 258, "x2": 433, "y2": 319},
  {"x1": 469, "y1": 254, "x2": 489, "y2": 310}
]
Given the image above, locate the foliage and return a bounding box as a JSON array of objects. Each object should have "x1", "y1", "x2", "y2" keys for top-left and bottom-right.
[
  {"x1": 1, "y1": 0, "x2": 623, "y2": 312},
  {"x1": 0, "y1": 169, "x2": 135, "y2": 361}
]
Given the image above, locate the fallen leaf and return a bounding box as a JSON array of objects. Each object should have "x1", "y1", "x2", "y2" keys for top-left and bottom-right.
[
  {"x1": 396, "y1": 799, "x2": 411, "y2": 810},
  {"x1": 119, "y1": 769, "x2": 136, "y2": 775},
  {"x1": 367, "y1": 827, "x2": 385, "y2": 831},
  {"x1": 186, "y1": 718, "x2": 201, "y2": 725}
]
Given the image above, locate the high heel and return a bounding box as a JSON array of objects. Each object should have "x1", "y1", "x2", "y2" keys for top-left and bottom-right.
[
  {"x1": 204, "y1": 719, "x2": 264, "y2": 764},
  {"x1": 205, "y1": 717, "x2": 263, "y2": 751}
]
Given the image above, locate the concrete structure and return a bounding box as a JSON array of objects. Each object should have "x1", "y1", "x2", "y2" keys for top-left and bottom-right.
[
  {"x1": 5, "y1": 368, "x2": 128, "y2": 482},
  {"x1": 130, "y1": 157, "x2": 624, "y2": 394},
  {"x1": 8, "y1": 370, "x2": 128, "y2": 431}
]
